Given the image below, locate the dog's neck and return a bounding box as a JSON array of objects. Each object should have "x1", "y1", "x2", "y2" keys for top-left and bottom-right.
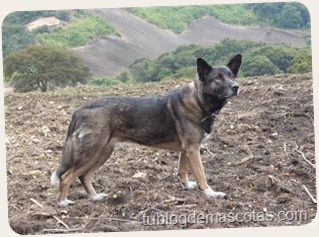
[{"x1": 194, "y1": 80, "x2": 227, "y2": 118}]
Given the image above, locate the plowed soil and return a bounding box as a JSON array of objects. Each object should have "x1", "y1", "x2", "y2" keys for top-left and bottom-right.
[{"x1": 5, "y1": 73, "x2": 316, "y2": 234}]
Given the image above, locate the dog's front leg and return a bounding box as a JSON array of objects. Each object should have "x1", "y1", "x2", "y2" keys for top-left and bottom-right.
[
  {"x1": 178, "y1": 152, "x2": 197, "y2": 190},
  {"x1": 186, "y1": 145, "x2": 226, "y2": 198}
]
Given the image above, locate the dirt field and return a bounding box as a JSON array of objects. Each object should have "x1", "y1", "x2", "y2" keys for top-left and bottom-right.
[{"x1": 5, "y1": 73, "x2": 316, "y2": 234}]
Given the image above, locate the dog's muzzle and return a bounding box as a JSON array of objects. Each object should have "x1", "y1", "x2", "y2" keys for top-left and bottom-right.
[{"x1": 232, "y1": 85, "x2": 240, "y2": 96}]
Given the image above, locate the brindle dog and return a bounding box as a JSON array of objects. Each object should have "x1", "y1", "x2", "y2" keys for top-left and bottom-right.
[{"x1": 51, "y1": 54, "x2": 242, "y2": 206}]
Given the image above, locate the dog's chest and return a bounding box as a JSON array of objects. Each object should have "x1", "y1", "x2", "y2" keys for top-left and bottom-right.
[{"x1": 200, "y1": 117, "x2": 215, "y2": 140}]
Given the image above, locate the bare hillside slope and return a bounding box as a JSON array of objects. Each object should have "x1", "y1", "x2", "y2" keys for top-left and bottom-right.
[{"x1": 73, "y1": 9, "x2": 307, "y2": 77}]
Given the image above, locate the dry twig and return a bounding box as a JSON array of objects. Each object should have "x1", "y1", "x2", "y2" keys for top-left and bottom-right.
[
  {"x1": 267, "y1": 175, "x2": 294, "y2": 193},
  {"x1": 202, "y1": 143, "x2": 214, "y2": 156},
  {"x1": 134, "y1": 200, "x2": 166, "y2": 220},
  {"x1": 231, "y1": 145, "x2": 254, "y2": 166},
  {"x1": 294, "y1": 142, "x2": 315, "y2": 168},
  {"x1": 283, "y1": 143, "x2": 288, "y2": 156},
  {"x1": 174, "y1": 204, "x2": 197, "y2": 208},
  {"x1": 43, "y1": 228, "x2": 82, "y2": 233},
  {"x1": 68, "y1": 216, "x2": 139, "y2": 223},
  {"x1": 52, "y1": 216, "x2": 70, "y2": 229},
  {"x1": 134, "y1": 196, "x2": 186, "y2": 220},
  {"x1": 302, "y1": 185, "x2": 317, "y2": 204},
  {"x1": 30, "y1": 198, "x2": 70, "y2": 229},
  {"x1": 30, "y1": 198, "x2": 43, "y2": 208}
]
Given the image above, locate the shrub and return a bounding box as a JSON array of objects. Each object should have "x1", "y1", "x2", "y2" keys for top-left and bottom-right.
[
  {"x1": 89, "y1": 77, "x2": 123, "y2": 86},
  {"x1": 288, "y1": 50, "x2": 312, "y2": 74},
  {"x1": 242, "y1": 55, "x2": 282, "y2": 77}
]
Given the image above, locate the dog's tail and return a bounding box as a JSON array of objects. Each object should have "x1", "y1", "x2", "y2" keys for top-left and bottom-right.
[
  {"x1": 51, "y1": 113, "x2": 78, "y2": 185},
  {"x1": 50, "y1": 170, "x2": 61, "y2": 185},
  {"x1": 50, "y1": 138, "x2": 73, "y2": 185}
]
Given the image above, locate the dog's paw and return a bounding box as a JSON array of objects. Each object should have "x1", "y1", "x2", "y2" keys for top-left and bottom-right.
[
  {"x1": 58, "y1": 199, "x2": 75, "y2": 207},
  {"x1": 91, "y1": 193, "x2": 108, "y2": 202},
  {"x1": 203, "y1": 187, "x2": 226, "y2": 198},
  {"x1": 184, "y1": 181, "x2": 198, "y2": 190}
]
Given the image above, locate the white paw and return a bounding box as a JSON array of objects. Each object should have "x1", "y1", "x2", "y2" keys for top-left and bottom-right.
[
  {"x1": 184, "y1": 181, "x2": 198, "y2": 190},
  {"x1": 58, "y1": 199, "x2": 75, "y2": 207},
  {"x1": 91, "y1": 193, "x2": 108, "y2": 202},
  {"x1": 203, "y1": 187, "x2": 226, "y2": 198}
]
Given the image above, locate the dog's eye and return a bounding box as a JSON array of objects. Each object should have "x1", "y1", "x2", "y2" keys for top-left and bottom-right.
[{"x1": 214, "y1": 75, "x2": 221, "y2": 80}]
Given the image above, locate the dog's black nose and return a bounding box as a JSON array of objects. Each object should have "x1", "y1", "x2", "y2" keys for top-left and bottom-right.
[{"x1": 232, "y1": 85, "x2": 239, "y2": 93}]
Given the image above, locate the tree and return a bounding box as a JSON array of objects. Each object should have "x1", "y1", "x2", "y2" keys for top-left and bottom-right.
[
  {"x1": 242, "y1": 55, "x2": 281, "y2": 77},
  {"x1": 246, "y1": 44, "x2": 297, "y2": 73},
  {"x1": 89, "y1": 77, "x2": 122, "y2": 86},
  {"x1": 2, "y1": 24, "x2": 36, "y2": 58},
  {"x1": 129, "y1": 58, "x2": 156, "y2": 82},
  {"x1": 247, "y1": 2, "x2": 310, "y2": 29},
  {"x1": 4, "y1": 45, "x2": 91, "y2": 92},
  {"x1": 115, "y1": 71, "x2": 130, "y2": 83},
  {"x1": 277, "y1": 4, "x2": 303, "y2": 28},
  {"x1": 287, "y1": 50, "x2": 312, "y2": 74}
]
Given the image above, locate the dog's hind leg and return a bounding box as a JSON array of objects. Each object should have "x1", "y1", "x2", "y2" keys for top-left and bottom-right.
[
  {"x1": 58, "y1": 169, "x2": 77, "y2": 206},
  {"x1": 178, "y1": 152, "x2": 197, "y2": 190},
  {"x1": 57, "y1": 128, "x2": 113, "y2": 206},
  {"x1": 78, "y1": 145, "x2": 114, "y2": 202},
  {"x1": 55, "y1": 138, "x2": 77, "y2": 206}
]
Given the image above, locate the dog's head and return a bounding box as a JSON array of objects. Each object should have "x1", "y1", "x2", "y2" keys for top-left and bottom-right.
[{"x1": 196, "y1": 54, "x2": 242, "y2": 100}]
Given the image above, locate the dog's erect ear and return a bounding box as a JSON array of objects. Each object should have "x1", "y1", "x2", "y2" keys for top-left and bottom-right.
[
  {"x1": 197, "y1": 58, "x2": 212, "y2": 82},
  {"x1": 227, "y1": 54, "x2": 242, "y2": 77}
]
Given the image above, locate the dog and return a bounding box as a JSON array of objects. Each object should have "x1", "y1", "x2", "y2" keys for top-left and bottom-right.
[{"x1": 50, "y1": 54, "x2": 242, "y2": 206}]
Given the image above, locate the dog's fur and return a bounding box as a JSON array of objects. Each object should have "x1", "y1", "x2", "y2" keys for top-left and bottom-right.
[{"x1": 51, "y1": 55, "x2": 242, "y2": 206}]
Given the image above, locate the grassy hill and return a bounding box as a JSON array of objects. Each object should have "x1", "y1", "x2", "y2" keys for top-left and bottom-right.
[
  {"x1": 127, "y1": 4, "x2": 258, "y2": 34},
  {"x1": 35, "y1": 10, "x2": 120, "y2": 47},
  {"x1": 127, "y1": 3, "x2": 310, "y2": 34},
  {"x1": 2, "y1": 9, "x2": 120, "y2": 57}
]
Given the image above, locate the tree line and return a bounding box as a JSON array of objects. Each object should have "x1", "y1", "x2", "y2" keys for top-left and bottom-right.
[
  {"x1": 246, "y1": 2, "x2": 310, "y2": 29},
  {"x1": 129, "y1": 39, "x2": 312, "y2": 83},
  {"x1": 4, "y1": 39, "x2": 312, "y2": 92}
]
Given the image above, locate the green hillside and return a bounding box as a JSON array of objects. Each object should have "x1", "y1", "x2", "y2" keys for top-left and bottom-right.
[
  {"x1": 2, "y1": 10, "x2": 120, "y2": 57},
  {"x1": 127, "y1": 4, "x2": 257, "y2": 34},
  {"x1": 36, "y1": 11, "x2": 120, "y2": 47},
  {"x1": 127, "y1": 2, "x2": 310, "y2": 34}
]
